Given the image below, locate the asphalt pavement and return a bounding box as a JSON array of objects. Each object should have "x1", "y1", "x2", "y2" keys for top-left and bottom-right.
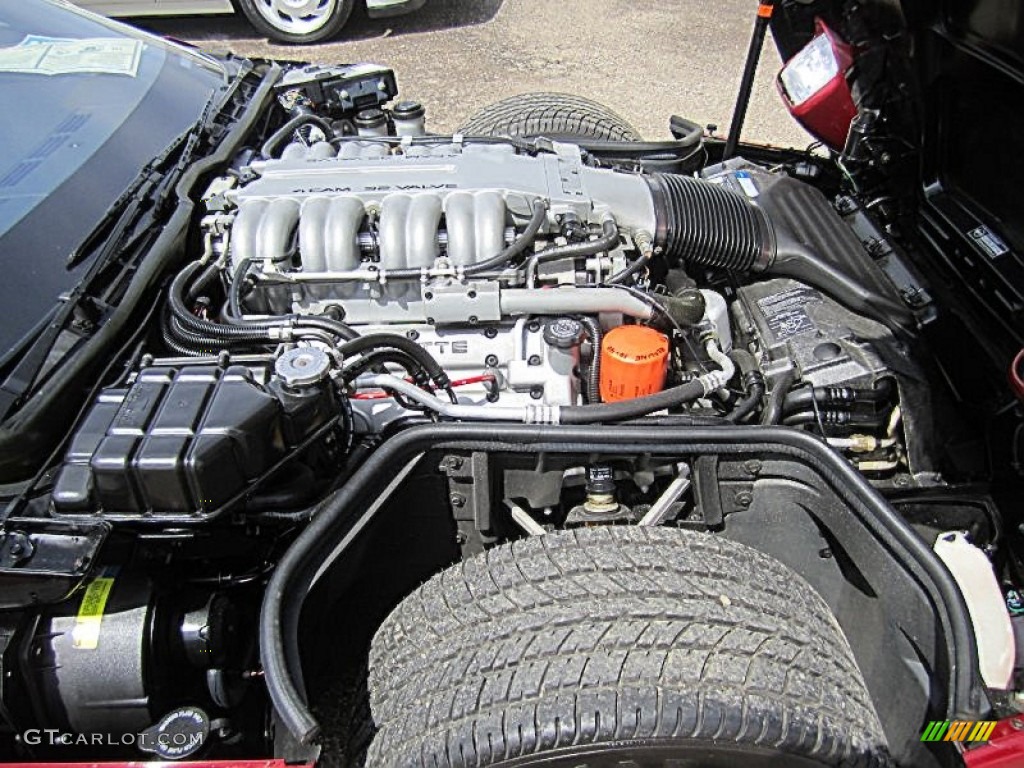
[{"x1": 140, "y1": 0, "x2": 812, "y2": 147}]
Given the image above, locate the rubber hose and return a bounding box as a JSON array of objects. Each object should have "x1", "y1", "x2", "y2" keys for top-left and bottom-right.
[
  {"x1": 624, "y1": 413, "x2": 727, "y2": 426},
  {"x1": 525, "y1": 219, "x2": 619, "y2": 283},
  {"x1": 261, "y1": 114, "x2": 335, "y2": 160},
  {"x1": 225, "y1": 258, "x2": 361, "y2": 339},
  {"x1": 170, "y1": 262, "x2": 278, "y2": 339},
  {"x1": 186, "y1": 260, "x2": 222, "y2": 302},
  {"x1": 337, "y1": 334, "x2": 450, "y2": 389},
  {"x1": 730, "y1": 348, "x2": 759, "y2": 377},
  {"x1": 783, "y1": 411, "x2": 887, "y2": 428},
  {"x1": 228, "y1": 257, "x2": 253, "y2": 321},
  {"x1": 166, "y1": 313, "x2": 268, "y2": 348},
  {"x1": 342, "y1": 349, "x2": 431, "y2": 388},
  {"x1": 726, "y1": 349, "x2": 764, "y2": 424},
  {"x1": 560, "y1": 379, "x2": 705, "y2": 424},
  {"x1": 761, "y1": 368, "x2": 796, "y2": 425},
  {"x1": 783, "y1": 378, "x2": 894, "y2": 414},
  {"x1": 464, "y1": 198, "x2": 548, "y2": 276},
  {"x1": 668, "y1": 115, "x2": 704, "y2": 148},
  {"x1": 161, "y1": 323, "x2": 206, "y2": 357},
  {"x1": 728, "y1": 376, "x2": 766, "y2": 424},
  {"x1": 606, "y1": 249, "x2": 651, "y2": 285},
  {"x1": 176, "y1": 261, "x2": 359, "y2": 342},
  {"x1": 573, "y1": 314, "x2": 602, "y2": 404}
]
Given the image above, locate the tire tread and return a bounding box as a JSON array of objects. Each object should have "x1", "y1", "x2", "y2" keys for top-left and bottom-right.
[
  {"x1": 458, "y1": 93, "x2": 641, "y2": 141},
  {"x1": 367, "y1": 527, "x2": 889, "y2": 768}
]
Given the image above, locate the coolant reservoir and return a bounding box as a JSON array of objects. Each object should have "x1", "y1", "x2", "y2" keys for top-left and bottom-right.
[{"x1": 599, "y1": 325, "x2": 669, "y2": 403}]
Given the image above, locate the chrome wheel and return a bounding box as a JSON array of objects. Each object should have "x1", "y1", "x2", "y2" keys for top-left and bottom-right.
[{"x1": 252, "y1": 0, "x2": 338, "y2": 36}]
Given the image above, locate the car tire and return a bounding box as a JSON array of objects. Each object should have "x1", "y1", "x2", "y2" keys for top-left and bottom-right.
[
  {"x1": 366, "y1": 526, "x2": 890, "y2": 767},
  {"x1": 235, "y1": 0, "x2": 355, "y2": 44},
  {"x1": 458, "y1": 92, "x2": 642, "y2": 141}
]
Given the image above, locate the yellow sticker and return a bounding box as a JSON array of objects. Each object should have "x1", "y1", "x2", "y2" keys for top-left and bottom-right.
[{"x1": 71, "y1": 575, "x2": 115, "y2": 650}]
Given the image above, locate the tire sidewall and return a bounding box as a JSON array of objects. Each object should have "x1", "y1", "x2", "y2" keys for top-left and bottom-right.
[
  {"x1": 235, "y1": 0, "x2": 355, "y2": 44},
  {"x1": 494, "y1": 739, "x2": 837, "y2": 768}
]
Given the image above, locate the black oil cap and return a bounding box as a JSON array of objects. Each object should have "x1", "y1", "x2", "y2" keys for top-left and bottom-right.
[{"x1": 543, "y1": 317, "x2": 585, "y2": 349}]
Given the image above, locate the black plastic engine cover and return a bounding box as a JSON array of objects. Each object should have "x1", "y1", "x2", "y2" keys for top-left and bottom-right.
[{"x1": 52, "y1": 365, "x2": 332, "y2": 519}]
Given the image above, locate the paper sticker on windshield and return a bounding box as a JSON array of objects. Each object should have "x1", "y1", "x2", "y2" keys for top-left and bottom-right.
[
  {"x1": 19, "y1": 35, "x2": 74, "y2": 46},
  {"x1": 0, "y1": 38, "x2": 142, "y2": 78},
  {"x1": 969, "y1": 226, "x2": 1009, "y2": 259}
]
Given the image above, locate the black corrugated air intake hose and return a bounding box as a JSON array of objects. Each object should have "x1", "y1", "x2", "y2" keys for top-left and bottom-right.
[
  {"x1": 644, "y1": 173, "x2": 915, "y2": 331},
  {"x1": 645, "y1": 173, "x2": 775, "y2": 273}
]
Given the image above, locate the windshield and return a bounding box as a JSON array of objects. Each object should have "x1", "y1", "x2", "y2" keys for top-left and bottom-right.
[{"x1": 0, "y1": 0, "x2": 225, "y2": 357}]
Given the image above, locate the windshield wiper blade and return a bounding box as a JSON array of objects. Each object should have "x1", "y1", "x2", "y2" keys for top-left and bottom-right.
[
  {"x1": 64, "y1": 127, "x2": 194, "y2": 271},
  {"x1": 0, "y1": 73, "x2": 249, "y2": 422},
  {"x1": 0, "y1": 304, "x2": 70, "y2": 422},
  {"x1": 65, "y1": 65, "x2": 246, "y2": 273}
]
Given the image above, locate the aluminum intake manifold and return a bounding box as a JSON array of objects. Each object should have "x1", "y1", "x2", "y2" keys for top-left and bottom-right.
[{"x1": 226, "y1": 140, "x2": 657, "y2": 272}]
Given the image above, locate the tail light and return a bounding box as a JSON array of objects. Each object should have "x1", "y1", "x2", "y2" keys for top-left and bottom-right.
[{"x1": 777, "y1": 19, "x2": 857, "y2": 151}]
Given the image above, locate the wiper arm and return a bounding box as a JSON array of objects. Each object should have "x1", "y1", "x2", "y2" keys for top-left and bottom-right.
[
  {"x1": 65, "y1": 127, "x2": 194, "y2": 270},
  {"x1": 0, "y1": 68, "x2": 253, "y2": 422},
  {"x1": 0, "y1": 305, "x2": 59, "y2": 373},
  {"x1": 65, "y1": 65, "x2": 245, "y2": 272}
]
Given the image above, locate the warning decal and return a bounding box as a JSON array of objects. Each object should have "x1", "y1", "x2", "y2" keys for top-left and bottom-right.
[
  {"x1": 757, "y1": 286, "x2": 821, "y2": 342},
  {"x1": 72, "y1": 569, "x2": 117, "y2": 650}
]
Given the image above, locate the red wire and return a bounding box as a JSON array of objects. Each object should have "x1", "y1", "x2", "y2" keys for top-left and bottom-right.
[{"x1": 352, "y1": 374, "x2": 497, "y2": 400}]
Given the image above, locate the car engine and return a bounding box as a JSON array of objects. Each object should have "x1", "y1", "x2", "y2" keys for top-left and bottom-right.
[
  {"x1": 9, "y1": 63, "x2": 997, "y2": 766},
  {"x1": 54, "y1": 62, "x2": 923, "y2": 518}
]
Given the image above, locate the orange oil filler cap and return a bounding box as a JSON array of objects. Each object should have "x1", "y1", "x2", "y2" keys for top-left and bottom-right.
[{"x1": 599, "y1": 325, "x2": 670, "y2": 403}]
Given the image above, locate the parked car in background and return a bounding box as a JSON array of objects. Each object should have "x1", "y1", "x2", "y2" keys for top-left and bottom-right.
[{"x1": 72, "y1": 0, "x2": 427, "y2": 43}]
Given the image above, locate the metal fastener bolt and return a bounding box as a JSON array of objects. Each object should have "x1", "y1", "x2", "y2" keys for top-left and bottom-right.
[
  {"x1": 484, "y1": 328, "x2": 498, "y2": 339},
  {"x1": 406, "y1": 330, "x2": 420, "y2": 341},
  {"x1": 734, "y1": 491, "x2": 753, "y2": 508},
  {"x1": 528, "y1": 355, "x2": 542, "y2": 366},
  {"x1": 449, "y1": 493, "x2": 465, "y2": 508},
  {"x1": 530, "y1": 387, "x2": 544, "y2": 400},
  {"x1": 743, "y1": 459, "x2": 762, "y2": 476},
  {"x1": 527, "y1": 321, "x2": 541, "y2": 333},
  {"x1": 485, "y1": 354, "x2": 499, "y2": 367}
]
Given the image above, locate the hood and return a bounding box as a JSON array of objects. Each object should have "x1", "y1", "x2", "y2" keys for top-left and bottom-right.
[{"x1": 771, "y1": 0, "x2": 1024, "y2": 356}]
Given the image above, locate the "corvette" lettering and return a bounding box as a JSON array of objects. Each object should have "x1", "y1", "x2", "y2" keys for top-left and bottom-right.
[{"x1": 418, "y1": 340, "x2": 469, "y2": 354}]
